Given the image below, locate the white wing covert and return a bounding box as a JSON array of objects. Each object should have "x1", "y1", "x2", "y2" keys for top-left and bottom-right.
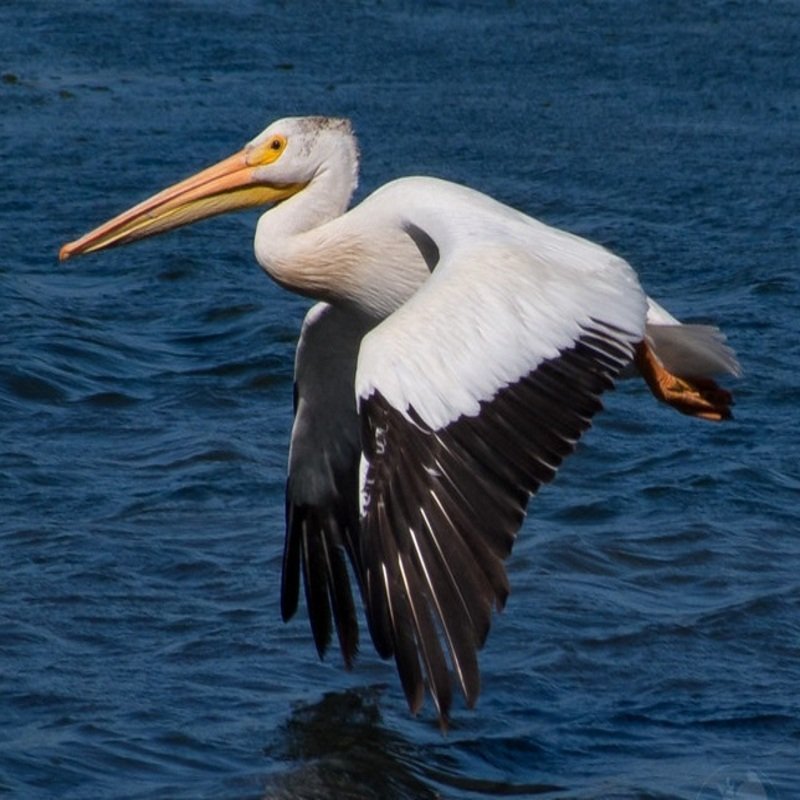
[{"x1": 355, "y1": 234, "x2": 647, "y2": 722}]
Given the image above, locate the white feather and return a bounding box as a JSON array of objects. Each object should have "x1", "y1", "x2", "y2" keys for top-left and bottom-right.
[{"x1": 355, "y1": 179, "x2": 647, "y2": 429}]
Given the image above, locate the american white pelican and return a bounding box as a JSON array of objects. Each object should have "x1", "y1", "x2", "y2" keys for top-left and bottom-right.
[{"x1": 60, "y1": 116, "x2": 739, "y2": 726}]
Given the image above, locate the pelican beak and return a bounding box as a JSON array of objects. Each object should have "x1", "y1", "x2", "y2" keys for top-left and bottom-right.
[{"x1": 59, "y1": 143, "x2": 305, "y2": 261}]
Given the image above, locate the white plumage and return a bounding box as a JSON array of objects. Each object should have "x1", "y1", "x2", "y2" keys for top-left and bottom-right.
[{"x1": 60, "y1": 116, "x2": 739, "y2": 725}]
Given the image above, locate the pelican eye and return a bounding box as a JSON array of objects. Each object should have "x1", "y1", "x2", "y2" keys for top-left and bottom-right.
[{"x1": 255, "y1": 134, "x2": 287, "y2": 165}]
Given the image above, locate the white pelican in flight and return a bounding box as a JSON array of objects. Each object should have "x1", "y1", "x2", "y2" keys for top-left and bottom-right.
[{"x1": 61, "y1": 116, "x2": 739, "y2": 726}]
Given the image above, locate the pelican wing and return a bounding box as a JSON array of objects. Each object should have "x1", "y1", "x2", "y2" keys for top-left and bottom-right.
[
  {"x1": 283, "y1": 303, "x2": 373, "y2": 667},
  {"x1": 355, "y1": 237, "x2": 647, "y2": 722}
]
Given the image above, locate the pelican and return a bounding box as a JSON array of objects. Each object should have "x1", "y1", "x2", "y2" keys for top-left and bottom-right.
[{"x1": 60, "y1": 116, "x2": 739, "y2": 726}]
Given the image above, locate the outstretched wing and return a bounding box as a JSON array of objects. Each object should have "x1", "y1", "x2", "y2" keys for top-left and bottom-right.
[
  {"x1": 355, "y1": 237, "x2": 647, "y2": 723},
  {"x1": 282, "y1": 302, "x2": 373, "y2": 667}
]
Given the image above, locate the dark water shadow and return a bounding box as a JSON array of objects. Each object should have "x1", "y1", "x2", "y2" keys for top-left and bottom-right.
[
  {"x1": 262, "y1": 686, "x2": 440, "y2": 799},
  {"x1": 260, "y1": 686, "x2": 568, "y2": 799}
]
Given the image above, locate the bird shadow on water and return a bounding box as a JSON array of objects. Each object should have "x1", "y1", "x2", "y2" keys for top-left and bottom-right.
[
  {"x1": 261, "y1": 685, "x2": 439, "y2": 800},
  {"x1": 260, "y1": 686, "x2": 565, "y2": 800}
]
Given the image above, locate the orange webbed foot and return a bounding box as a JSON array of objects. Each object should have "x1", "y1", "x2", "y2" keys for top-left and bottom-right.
[{"x1": 634, "y1": 340, "x2": 734, "y2": 421}]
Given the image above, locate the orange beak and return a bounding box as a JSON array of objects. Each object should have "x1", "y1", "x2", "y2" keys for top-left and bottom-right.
[{"x1": 59, "y1": 141, "x2": 305, "y2": 261}]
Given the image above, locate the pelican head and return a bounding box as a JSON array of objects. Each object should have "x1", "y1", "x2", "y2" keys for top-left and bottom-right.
[{"x1": 59, "y1": 116, "x2": 358, "y2": 261}]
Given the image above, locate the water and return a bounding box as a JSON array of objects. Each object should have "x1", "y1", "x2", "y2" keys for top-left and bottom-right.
[{"x1": 2, "y1": 1, "x2": 799, "y2": 797}]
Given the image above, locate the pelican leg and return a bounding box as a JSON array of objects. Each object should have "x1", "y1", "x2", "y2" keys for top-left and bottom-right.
[{"x1": 634, "y1": 340, "x2": 733, "y2": 421}]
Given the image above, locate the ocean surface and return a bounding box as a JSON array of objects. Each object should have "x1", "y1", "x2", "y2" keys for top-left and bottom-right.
[{"x1": 2, "y1": 1, "x2": 798, "y2": 798}]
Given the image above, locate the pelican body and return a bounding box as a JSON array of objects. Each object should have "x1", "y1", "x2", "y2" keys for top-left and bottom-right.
[{"x1": 61, "y1": 116, "x2": 739, "y2": 725}]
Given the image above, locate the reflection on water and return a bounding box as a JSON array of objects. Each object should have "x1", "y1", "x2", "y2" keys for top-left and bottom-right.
[
  {"x1": 264, "y1": 687, "x2": 440, "y2": 800},
  {"x1": 264, "y1": 687, "x2": 571, "y2": 799}
]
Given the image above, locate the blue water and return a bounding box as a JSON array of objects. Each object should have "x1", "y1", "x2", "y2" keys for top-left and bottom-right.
[{"x1": 2, "y1": 1, "x2": 799, "y2": 797}]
